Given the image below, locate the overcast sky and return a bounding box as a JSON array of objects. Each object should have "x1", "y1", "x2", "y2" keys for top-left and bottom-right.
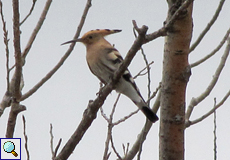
[{"x1": 0, "y1": 0, "x2": 230, "y2": 160}]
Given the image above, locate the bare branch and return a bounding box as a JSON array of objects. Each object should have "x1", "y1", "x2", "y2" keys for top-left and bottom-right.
[
  {"x1": 50, "y1": 124, "x2": 55, "y2": 157},
  {"x1": 103, "y1": 123, "x2": 112, "y2": 160},
  {"x1": 102, "y1": 92, "x2": 140, "y2": 159},
  {"x1": 146, "y1": 82, "x2": 161, "y2": 104},
  {"x1": 133, "y1": 61, "x2": 154, "y2": 79},
  {"x1": 145, "y1": 27, "x2": 166, "y2": 43},
  {"x1": 54, "y1": 139, "x2": 62, "y2": 159},
  {"x1": 0, "y1": 0, "x2": 10, "y2": 91},
  {"x1": 110, "y1": 134, "x2": 122, "y2": 160},
  {"x1": 110, "y1": 94, "x2": 120, "y2": 121},
  {"x1": 22, "y1": 115, "x2": 30, "y2": 160},
  {"x1": 102, "y1": 92, "x2": 142, "y2": 159},
  {"x1": 123, "y1": 92, "x2": 160, "y2": 160},
  {"x1": 5, "y1": 0, "x2": 26, "y2": 138},
  {"x1": 186, "y1": 89, "x2": 230, "y2": 127},
  {"x1": 133, "y1": 27, "x2": 152, "y2": 103},
  {"x1": 102, "y1": 92, "x2": 138, "y2": 126},
  {"x1": 102, "y1": 94, "x2": 120, "y2": 160},
  {"x1": 191, "y1": 27, "x2": 230, "y2": 68},
  {"x1": 5, "y1": 103, "x2": 26, "y2": 138},
  {"x1": 21, "y1": 0, "x2": 89, "y2": 101},
  {"x1": 20, "y1": 0, "x2": 37, "y2": 25},
  {"x1": 122, "y1": 143, "x2": 129, "y2": 157},
  {"x1": 145, "y1": 0, "x2": 194, "y2": 43},
  {"x1": 189, "y1": 0, "x2": 226, "y2": 53},
  {"x1": 100, "y1": 94, "x2": 121, "y2": 123},
  {"x1": 11, "y1": 0, "x2": 22, "y2": 101},
  {"x1": 137, "y1": 137, "x2": 143, "y2": 160},
  {"x1": 186, "y1": 37, "x2": 230, "y2": 121},
  {"x1": 0, "y1": 92, "x2": 12, "y2": 116},
  {"x1": 100, "y1": 107, "x2": 110, "y2": 123},
  {"x1": 113, "y1": 109, "x2": 139, "y2": 126},
  {"x1": 0, "y1": 1, "x2": 12, "y2": 117},
  {"x1": 21, "y1": 0, "x2": 52, "y2": 62},
  {"x1": 113, "y1": 22, "x2": 148, "y2": 81},
  {"x1": 213, "y1": 107, "x2": 217, "y2": 160},
  {"x1": 125, "y1": 123, "x2": 153, "y2": 160},
  {"x1": 50, "y1": 123, "x2": 62, "y2": 160}
]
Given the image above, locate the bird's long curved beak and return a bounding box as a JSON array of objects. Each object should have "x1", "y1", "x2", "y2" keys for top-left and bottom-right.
[{"x1": 61, "y1": 38, "x2": 82, "y2": 45}]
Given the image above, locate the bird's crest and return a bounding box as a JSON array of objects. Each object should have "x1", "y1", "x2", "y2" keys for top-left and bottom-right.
[
  {"x1": 62, "y1": 29, "x2": 121, "y2": 45},
  {"x1": 81, "y1": 29, "x2": 121, "y2": 38}
]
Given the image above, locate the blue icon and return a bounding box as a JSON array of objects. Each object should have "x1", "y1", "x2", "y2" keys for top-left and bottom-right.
[{"x1": 3, "y1": 141, "x2": 18, "y2": 157}]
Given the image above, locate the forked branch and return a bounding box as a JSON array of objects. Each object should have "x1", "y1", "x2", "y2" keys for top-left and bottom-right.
[
  {"x1": 189, "y1": 0, "x2": 226, "y2": 53},
  {"x1": 186, "y1": 37, "x2": 230, "y2": 121},
  {"x1": 21, "y1": 0, "x2": 90, "y2": 101},
  {"x1": 186, "y1": 90, "x2": 230, "y2": 127},
  {"x1": 191, "y1": 27, "x2": 230, "y2": 67}
]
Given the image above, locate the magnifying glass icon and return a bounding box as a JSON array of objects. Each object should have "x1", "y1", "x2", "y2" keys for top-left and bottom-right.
[{"x1": 3, "y1": 141, "x2": 18, "y2": 157}]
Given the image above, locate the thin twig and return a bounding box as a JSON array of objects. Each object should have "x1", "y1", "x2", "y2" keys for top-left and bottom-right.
[
  {"x1": 102, "y1": 94, "x2": 120, "y2": 160},
  {"x1": 146, "y1": 82, "x2": 161, "y2": 104},
  {"x1": 185, "y1": 37, "x2": 230, "y2": 121},
  {"x1": 50, "y1": 123, "x2": 62, "y2": 159},
  {"x1": 102, "y1": 92, "x2": 138, "y2": 159},
  {"x1": 191, "y1": 27, "x2": 230, "y2": 68},
  {"x1": 21, "y1": 0, "x2": 86, "y2": 101},
  {"x1": 110, "y1": 94, "x2": 121, "y2": 121},
  {"x1": 137, "y1": 123, "x2": 145, "y2": 160},
  {"x1": 100, "y1": 107, "x2": 110, "y2": 123},
  {"x1": 54, "y1": 139, "x2": 62, "y2": 158},
  {"x1": 113, "y1": 109, "x2": 139, "y2": 126},
  {"x1": 50, "y1": 124, "x2": 54, "y2": 157},
  {"x1": 122, "y1": 143, "x2": 129, "y2": 157},
  {"x1": 9, "y1": 65, "x2": 15, "y2": 72},
  {"x1": 133, "y1": 28, "x2": 152, "y2": 104},
  {"x1": 189, "y1": 0, "x2": 226, "y2": 53},
  {"x1": 123, "y1": 92, "x2": 160, "y2": 160},
  {"x1": 22, "y1": 0, "x2": 52, "y2": 62},
  {"x1": 102, "y1": 92, "x2": 140, "y2": 159},
  {"x1": 213, "y1": 105, "x2": 217, "y2": 160},
  {"x1": 0, "y1": 1, "x2": 12, "y2": 116},
  {"x1": 133, "y1": 61, "x2": 154, "y2": 79},
  {"x1": 110, "y1": 134, "x2": 122, "y2": 160},
  {"x1": 22, "y1": 115, "x2": 30, "y2": 160},
  {"x1": 103, "y1": 123, "x2": 112, "y2": 160},
  {"x1": 0, "y1": 0, "x2": 10, "y2": 92},
  {"x1": 141, "y1": 47, "x2": 151, "y2": 103},
  {"x1": 186, "y1": 89, "x2": 230, "y2": 127},
  {"x1": 20, "y1": 0, "x2": 37, "y2": 25}
]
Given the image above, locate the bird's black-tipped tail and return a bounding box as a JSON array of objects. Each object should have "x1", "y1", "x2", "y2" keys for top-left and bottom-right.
[{"x1": 141, "y1": 106, "x2": 159, "y2": 123}]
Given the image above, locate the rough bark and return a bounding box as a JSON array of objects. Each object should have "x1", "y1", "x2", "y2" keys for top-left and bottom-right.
[{"x1": 159, "y1": 1, "x2": 193, "y2": 160}]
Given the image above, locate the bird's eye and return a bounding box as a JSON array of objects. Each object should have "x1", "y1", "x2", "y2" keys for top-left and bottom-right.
[{"x1": 88, "y1": 36, "x2": 93, "y2": 39}]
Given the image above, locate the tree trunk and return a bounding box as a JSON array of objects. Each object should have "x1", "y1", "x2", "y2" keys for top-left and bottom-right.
[{"x1": 159, "y1": 1, "x2": 193, "y2": 160}]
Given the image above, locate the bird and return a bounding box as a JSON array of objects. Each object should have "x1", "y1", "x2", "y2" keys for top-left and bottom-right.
[{"x1": 62, "y1": 29, "x2": 158, "y2": 123}]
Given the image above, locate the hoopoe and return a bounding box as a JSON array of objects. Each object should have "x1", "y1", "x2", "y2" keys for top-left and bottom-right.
[{"x1": 62, "y1": 29, "x2": 158, "y2": 123}]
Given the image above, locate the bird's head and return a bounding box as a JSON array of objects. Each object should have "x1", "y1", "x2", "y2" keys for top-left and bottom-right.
[{"x1": 62, "y1": 29, "x2": 121, "y2": 46}]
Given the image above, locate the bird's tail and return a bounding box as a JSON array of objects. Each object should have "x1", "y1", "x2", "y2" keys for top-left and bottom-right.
[
  {"x1": 140, "y1": 106, "x2": 159, "y2": 123},
  {"x1": 133, "y1": 99, "x2": 158, "y2": 123},
  {"x1": 116, "y1": 77, "x2": 158, "y2": 122}
]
